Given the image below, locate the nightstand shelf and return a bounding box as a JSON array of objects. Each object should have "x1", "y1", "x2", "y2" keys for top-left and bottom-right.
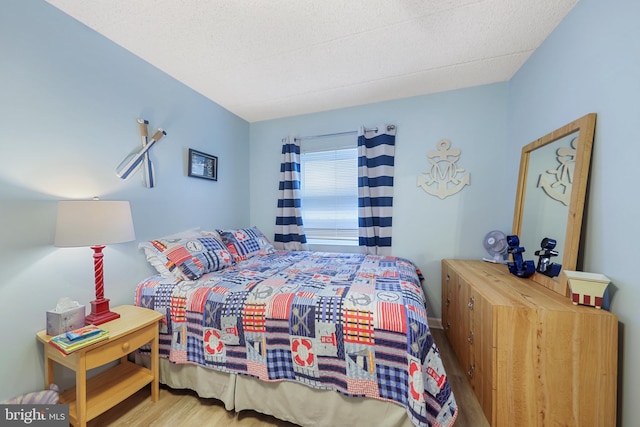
[
  {"x1": 59, "y1": 362, "x2": 153, "y2": 422},
  {"x1": 36, "y1": 305, "x2": 162, "y2": 427}
]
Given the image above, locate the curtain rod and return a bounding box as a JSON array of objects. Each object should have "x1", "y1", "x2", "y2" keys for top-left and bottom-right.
[{"x1": 294, "y1": 125, "x2": 395, "y2": 142}]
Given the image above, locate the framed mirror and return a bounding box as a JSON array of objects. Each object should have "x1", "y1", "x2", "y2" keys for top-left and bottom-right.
[{"x1": 512, "y1": 113, "x2": 596, "y2": 296}]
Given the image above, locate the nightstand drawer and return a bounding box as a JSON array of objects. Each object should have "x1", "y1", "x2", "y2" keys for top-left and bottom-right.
[{"x1": 86, "y1": 324, "x2": 156, "y2": 369}]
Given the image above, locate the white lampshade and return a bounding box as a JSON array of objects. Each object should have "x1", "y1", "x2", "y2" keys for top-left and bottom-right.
[{"x1": 54, "y1": 200, "x2": 136, "y2": 247}]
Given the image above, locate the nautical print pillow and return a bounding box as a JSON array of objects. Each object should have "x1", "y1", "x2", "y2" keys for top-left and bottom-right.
[
  {"x1": 216, "y1": 226, "x2": 275, "y2": 262},
  {"x1": 140, "y1": 231, "x2": 233, "y2": 280}
]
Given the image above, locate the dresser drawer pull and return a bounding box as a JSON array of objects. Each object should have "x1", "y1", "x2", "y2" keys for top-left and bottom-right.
[
  {"x1": 467, "y1": 330, "x2": 474, "y2": 344},
  {"x1": 467, "y1": 296, "x2": 475, "y2": 310},
  {"x1": 121, "y1": 342, "x2": 130, "y2": 352},
  {"x1": 467, "y1": 364, "x2": 475, "y2": 378},
  {"x1": 446, "y1": 274, "x2": 450, "y2": 282},
  {"x1": 445, "y1": 322, "x2": 451, "y2": 330},
  {"x1": 446, "y1": 297, "x2": 451, "y2": 306}
]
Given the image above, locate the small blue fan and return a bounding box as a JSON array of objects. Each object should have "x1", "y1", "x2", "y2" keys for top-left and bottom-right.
[{"x1": 482, "y1": 230, "x2": 508, "y2": 263}]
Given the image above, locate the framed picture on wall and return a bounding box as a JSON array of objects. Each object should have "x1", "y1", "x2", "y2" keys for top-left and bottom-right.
[{"x1": 188, "y1": 149, "x2": 218, "y2": 181}]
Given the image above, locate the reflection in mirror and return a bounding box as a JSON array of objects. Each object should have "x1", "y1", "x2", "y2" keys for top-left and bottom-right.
[
  {"x1": 519, "y1": 130, "x2": 578, "y2": 267},
  {"x1": 513, "y1": 114, "x2": 596, "y2": 296}
]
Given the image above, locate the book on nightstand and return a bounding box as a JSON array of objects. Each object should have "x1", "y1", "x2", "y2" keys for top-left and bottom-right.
[{"x1": 49, "y1": 325, "x2": 109, "y2": 354}]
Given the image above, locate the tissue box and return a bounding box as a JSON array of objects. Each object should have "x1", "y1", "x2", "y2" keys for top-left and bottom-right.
[{"x1": 46, "y1": 305, "x2": 86, "y2": 336}]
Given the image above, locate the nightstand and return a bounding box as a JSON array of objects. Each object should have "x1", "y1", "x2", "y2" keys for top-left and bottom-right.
[{"x1": 36, "y1": 305, "x2": 163, "y2": 427}]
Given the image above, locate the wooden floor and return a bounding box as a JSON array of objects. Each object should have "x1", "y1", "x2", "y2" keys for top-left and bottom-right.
[{"x1": 88, "y1": 329, "x2": 489, "y2": 427}]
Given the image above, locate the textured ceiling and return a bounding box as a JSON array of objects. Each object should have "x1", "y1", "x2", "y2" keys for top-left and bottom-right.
[{"x1": 46, "y1": 0, "x2": 578, "y2": 122}]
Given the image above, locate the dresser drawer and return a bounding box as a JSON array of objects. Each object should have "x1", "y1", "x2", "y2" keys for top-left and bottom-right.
[{"x1": 86, "y1": 325, "x2": 156, "y2": 369}]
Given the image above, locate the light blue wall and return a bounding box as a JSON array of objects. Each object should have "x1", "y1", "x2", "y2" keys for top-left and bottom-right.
[
  {"x1": 507, "y1": 0, "x2": 639, "y2": 425},
  {"x1": 250, "y1": 84, "x2": 511, "y2": 318},
  {"x1": 0, "y1": 0, "x2": 249, "y2": 400}
]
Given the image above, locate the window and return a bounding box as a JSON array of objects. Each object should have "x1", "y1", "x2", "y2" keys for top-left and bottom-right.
[{"x1": 300, "y1": 136, "x2": 358, "y2": 244}]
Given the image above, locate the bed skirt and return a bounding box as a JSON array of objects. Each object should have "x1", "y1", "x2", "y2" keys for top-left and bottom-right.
[{"x1": 138, "y1": 354, "x2": 414, "y2": 427}]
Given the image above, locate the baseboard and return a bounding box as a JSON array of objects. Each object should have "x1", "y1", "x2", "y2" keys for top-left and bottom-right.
[{"x1": 427, "y1": 317, "x2": 443, "y2": 329}]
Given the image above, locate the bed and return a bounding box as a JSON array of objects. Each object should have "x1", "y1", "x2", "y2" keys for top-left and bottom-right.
[{"x1": 133, "y1": 227, "x2": 458, "y2": 427}]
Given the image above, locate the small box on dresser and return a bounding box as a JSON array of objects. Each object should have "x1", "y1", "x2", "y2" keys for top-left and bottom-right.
[{"x1": 564, "y1": 270, "x2": 611, "y2": 309}]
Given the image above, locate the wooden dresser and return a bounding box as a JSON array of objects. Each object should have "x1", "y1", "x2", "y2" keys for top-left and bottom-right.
[{"x1": 441, "y1": 259, "x2": 617, "y2": 427}]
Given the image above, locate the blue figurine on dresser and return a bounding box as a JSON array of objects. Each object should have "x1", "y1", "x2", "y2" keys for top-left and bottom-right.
[{"x1": 506, "y1": 235, "x2": 536, "y2": 278}]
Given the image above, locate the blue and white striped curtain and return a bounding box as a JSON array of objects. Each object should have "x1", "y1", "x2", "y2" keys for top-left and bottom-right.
[
  {"x1": 274, "y1": 136, "x2": 308, "y2": 251},
  {"x1": 358, "y1": 125, "x2": 396, "y2": 255}
]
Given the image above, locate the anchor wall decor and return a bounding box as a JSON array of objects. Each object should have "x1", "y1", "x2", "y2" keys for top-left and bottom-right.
[
  {"x1": 537, "y1": 136, "x2": 576, "y2": 206},
  {"x1": 417, "y1": 139, "x2": 470, "y2": 199},
  {"x1": 115, "y1": 118, "x2": 167, "y2": 188}
]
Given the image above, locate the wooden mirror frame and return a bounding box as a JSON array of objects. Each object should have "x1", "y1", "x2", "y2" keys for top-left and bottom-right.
[{"x1": 512, "y1": 113, "x2": 596, "y2": 296}]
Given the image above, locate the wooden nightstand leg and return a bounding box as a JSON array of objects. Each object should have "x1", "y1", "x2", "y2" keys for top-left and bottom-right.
[
  {"x1": 151, "y1": 323, "x2": 159, "y2": 402},
  {"x1": 43, "y1": 349, "x2": 54, "y2": 388},
  {"x1": 76, "y1": 356, "x2": 87, "y2": 427}
]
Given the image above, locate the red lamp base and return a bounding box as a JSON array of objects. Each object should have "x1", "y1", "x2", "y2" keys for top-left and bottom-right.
[{"x1": 85, "y1": 297, "x2": 120, "y2": 325}]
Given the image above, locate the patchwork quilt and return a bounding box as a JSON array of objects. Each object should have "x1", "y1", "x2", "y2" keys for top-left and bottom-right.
[{"x1": 134, "y1": 251, "x2": 457, "y2": 427}]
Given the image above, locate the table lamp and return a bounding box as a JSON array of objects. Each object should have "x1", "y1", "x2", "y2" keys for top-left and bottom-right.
[{"x1": 54, "y1": 199, "x2": 136, "y2": 325}]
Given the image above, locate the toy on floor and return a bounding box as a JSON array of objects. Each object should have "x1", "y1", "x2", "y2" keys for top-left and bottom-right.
[{"x1": 2, "y1": 384, "x2": 59, "y2": 405}]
